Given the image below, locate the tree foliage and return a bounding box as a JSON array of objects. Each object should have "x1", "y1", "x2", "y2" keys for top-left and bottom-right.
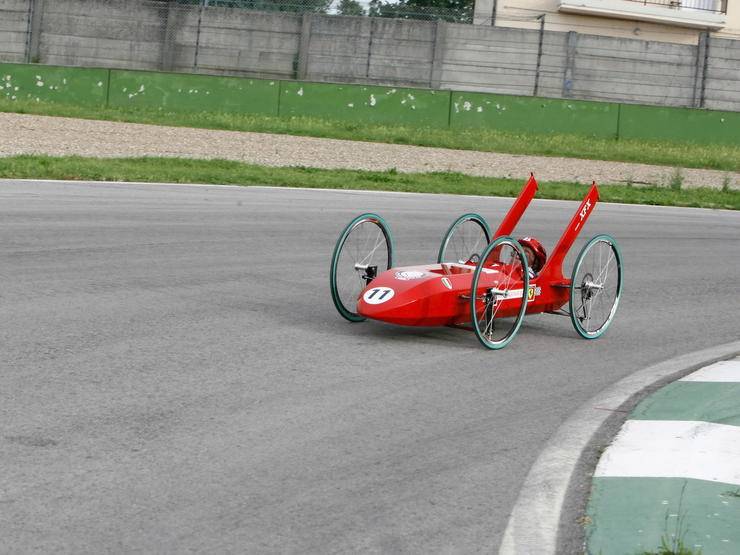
[
  {"x1": 337, "y1": 0, "x2": 365, "y2": 15},
  {"x1": 367, "y1": 0, "x2": 473, "y2": 22}
]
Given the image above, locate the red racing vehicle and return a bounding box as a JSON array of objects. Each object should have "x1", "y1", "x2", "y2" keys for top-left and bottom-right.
[{"x1": 329, "y1": 176, "x2": 623, "y2": 349}]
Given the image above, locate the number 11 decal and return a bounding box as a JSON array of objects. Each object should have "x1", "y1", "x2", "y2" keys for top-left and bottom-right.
[{"x1": 363, "y1": 287, "x2": 395, "y2": 305}]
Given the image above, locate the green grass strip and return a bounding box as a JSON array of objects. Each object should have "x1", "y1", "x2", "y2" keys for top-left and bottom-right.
[
  {"x1": 3, "y1": 99, "x2": 740, "y2": 173},
  {"x1": 1, "y1": 155, "x2": 737, "y2": 210}
]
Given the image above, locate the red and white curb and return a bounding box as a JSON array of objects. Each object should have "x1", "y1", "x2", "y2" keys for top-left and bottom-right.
[{"x1": 499, "y1": 341, "x2": 740, "y2": 555}]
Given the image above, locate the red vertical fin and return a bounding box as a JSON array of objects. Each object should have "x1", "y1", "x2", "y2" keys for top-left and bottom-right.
[
  {"x1": 493, "y1": 174, "x2": 538, "y2": 238},
  {"x1": 540, "y1": 182, "x2": 600, "y2": 279}
]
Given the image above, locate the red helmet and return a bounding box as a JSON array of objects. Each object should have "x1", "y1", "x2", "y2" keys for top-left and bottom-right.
[{"x1": 518, "y1": 237, "x2": 547, "y2": 272}]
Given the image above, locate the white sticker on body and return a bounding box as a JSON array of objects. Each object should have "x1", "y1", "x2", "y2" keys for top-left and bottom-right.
[{"x1": 395, "y1": 271, "x2": 426, "y2": 281}]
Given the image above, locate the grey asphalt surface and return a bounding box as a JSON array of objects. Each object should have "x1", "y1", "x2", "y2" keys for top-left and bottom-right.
[{"x1": 2, "y1": 180, "x2": 739, "y2": 553}]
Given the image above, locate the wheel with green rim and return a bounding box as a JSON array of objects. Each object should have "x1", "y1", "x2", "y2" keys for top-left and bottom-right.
[
  {"x1": 470, "y1": 236, "x2": 529, "y2": 350},
  {"x1": 569, "y1": 234, "x2": 623, "y2": 339},
  {"x1": 330, "y1": 213, "x2": 394, "y2": 322},
  {"x1": 437, "y1": 213, "x2": 491, "y2": 264}
]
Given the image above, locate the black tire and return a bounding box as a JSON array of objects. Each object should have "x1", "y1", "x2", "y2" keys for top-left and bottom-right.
[
  {"x1": 569, "y1": 234, "x2": 623, "y2": 339},
  {"x1": 330, "y1": 213, "x2": 394, "y2": 322},
  {"x1": 470, "y1": 236, "x2": 529, "y2": 349},
  {"x1": 437, "y1": 213, "x2": 491, "y2": 264}
]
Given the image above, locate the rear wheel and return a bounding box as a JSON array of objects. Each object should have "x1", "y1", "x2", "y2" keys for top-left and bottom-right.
[
  {"x1": 437, "y1": 213, "x2": 491, "y2": 264},
  {"x1": 470, "y1": 236, "x2": 529, "y2": 350},
  {"x1": 569, "y1": 234, "x2": 623, "y2": 339},
  {"x1": 330, "y1": 214, "x2": 393, "y2": 322}
]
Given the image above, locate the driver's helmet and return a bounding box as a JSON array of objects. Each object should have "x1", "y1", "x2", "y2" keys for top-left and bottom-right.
[{"x1": 518, "y1": 237, "x2": 547, "y2": 273}]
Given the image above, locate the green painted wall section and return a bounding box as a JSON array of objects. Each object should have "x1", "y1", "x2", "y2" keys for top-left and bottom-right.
[
  {"x1": 0, "y1": 63, "x2": 108, "y2": 107},
  {"x1": 2, "y1": 63, "x2": 739, "y2": 146},
  {"x1": 449, "y1": 92, "x2": 619, "y2": 139},
  {"x1": 108, "y1": 70, "x2": 279, "y2": 115},
  {"x1": 279, "y1": 82, "x2": 451, "y2": 127},
  {"x1": 619, "y1": 103, "x2": 740, "y2": 146}
]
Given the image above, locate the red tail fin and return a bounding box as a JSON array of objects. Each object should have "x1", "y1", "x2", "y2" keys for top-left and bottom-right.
[
  {"x1": 493, "y1": 174, "x2": 538, "y2": 239},
  {"x1": 541, "y1": 182, "x2": 600, "y2": 279}
]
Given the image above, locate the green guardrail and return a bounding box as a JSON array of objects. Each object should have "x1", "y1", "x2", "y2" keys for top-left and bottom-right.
[
  {"x1": 450, "y1": 92, "x2": 620, "y2": 139},
  {"x1": 108, "y1": 69, "x2": 279, "y2": 116},
  {"x1": 1, "y1": 63, "x2": 108, "y2": 106},
  {"x1": 2, "y1": 62, "x2": 739, "y2": 146},
  {"x1": 618, "y1": 103, "x2": 740, "y2": 146},
  {"x1": 279, "y1": 81, "x2": 451, "y2": 127}
]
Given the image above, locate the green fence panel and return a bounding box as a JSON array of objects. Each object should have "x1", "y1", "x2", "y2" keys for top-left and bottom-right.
[
  {"x1": 0, "y1": 63, "x2": 109, "y2": 106},
  {"x1": 108, "y1": 70, "x2": 279, "y2": 115},
  {"x1": 449, "y1": 92, "x2": 619, "y2": 139},
  {"x1": 618, "y1": 104, "x2": 740, "y2": 146},
  {"x1": 279, "y1": 82, "x2": 451, "y2": 127}
]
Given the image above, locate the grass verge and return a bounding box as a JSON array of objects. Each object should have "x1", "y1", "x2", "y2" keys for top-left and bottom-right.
[
  {"x1": 1, "y1": 155, "x2": 737, "y2": 210},
  {"x1": 2, "y1": 99, "x2": 739, "y2": 173}
]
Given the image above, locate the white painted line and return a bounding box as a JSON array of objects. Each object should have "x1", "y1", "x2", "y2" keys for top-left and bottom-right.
[
  {"x1": 0, "y1": 178, "x2": 240, "y2": 189},
  {"x1": 595, "y1": 420, "x2": 740, "y2": 486},
  {"x1": 680, "y1": 358, "x2": 740, "y2": 382}
]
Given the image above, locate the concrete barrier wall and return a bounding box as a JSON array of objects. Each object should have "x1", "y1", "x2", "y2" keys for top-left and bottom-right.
[
  {"x1": 2, "y1": 0, "x2": 739, "y2": 112},
  {"x1": 568, "y1": 34, "x2": 699, "y2": 108},
  {"x1": 0, "y1": 0, "x2": 29, "y2": 63},
  {"x1": 704, "y1": 38, "x2": 740, "y2": 112},
  {"x1": 39, "y1": 0, "x2": 167, "y2": 70},
  {"x1": 170, "y1": 8, "x2": 302, "y2": 80},
  {"x1": 3, "y1": 61, "x2": 740, "y2": 145},
  {"x1": 303, "y1": 16, "x2": 438, "y2": 87},
  {"x1": 440, "y1": 24, "x2": 543, "y2": 96}
]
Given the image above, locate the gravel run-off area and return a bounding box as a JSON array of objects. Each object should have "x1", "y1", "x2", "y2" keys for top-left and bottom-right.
[{"x1": 2, "y1": 112, "x2": 738, "y2": 190}]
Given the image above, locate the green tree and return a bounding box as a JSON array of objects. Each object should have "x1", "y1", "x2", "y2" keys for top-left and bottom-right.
[
  {"x1": 368, "y1": 0, "x2": 472, "y2": 22},
  {"x1": 337, "y1": 0, "x2": 365, "y2": 15},
  {"x1": 225, "y1": 0, "x2": 331, "y2": 13}
]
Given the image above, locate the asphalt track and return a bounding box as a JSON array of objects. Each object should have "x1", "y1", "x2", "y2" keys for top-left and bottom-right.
[{"x1": 1, "y1": 179, "x2": 739, "y2": 553}]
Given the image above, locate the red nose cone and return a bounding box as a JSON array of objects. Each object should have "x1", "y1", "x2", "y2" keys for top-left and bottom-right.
[{"x1": 356, "y1": 267, "x2": 463, "y2": 327}]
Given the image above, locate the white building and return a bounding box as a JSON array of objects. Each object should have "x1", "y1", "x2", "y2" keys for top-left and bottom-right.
[{"x1": 473, "y1": 0, "x2": 739, "y2": 44}]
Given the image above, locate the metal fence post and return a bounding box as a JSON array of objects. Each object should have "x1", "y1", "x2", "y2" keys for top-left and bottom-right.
[
  {"x1": 24, "y1": 0, "x2": 33, "y2": 62},
  {"x1": 533, "y1": 14, "x2": 545, "y2": 96},
  {"x1": 700, "y1": 31, "x2": 710, "y2": 108},
  {"x1": 692, "y1": 32, "x2": 707, "y2": 108},
  {"x1": 193, "y1": 0, "x2": 208, "y2": 72},
  {"x1": 430, "y1": 20, "x2": 446, "y2": 89},
  {"x1": 26, "y1": 0, "x2": 44, "y2": 63},
  {"x1": 366, "y1": 17, "x2": 376, "y2": 80},
  {"x1": 296, "y1": 13, "x2": 312, "y2": 80},
  {"x1": 160, "y1": 0, "x2": 176, "y2": 72},
  {"x1": 562, "y1": 30, "x2": 577, "y2": 98}
]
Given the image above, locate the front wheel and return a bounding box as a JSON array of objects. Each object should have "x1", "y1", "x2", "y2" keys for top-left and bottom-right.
[
  {"x1": 470, "y1": 236, "x2": 529, "y2": 350},
  {"x1": 330, "y1": 213, "x2": 394, "y2": 322},
  {"x1": 437, "y1": 213, "x2": 491, "y2": 264},
  {"x1": 569, "y1": 234, "x2": 623, "y2": 339}
]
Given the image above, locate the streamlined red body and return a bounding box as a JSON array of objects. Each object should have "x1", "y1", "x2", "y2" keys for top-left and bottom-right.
[
  {"x1": 330, "y1": 174, "x2": 622, "y2": 348},
  {"x1": 357, "y1": 175, "x2": 596, "y2": 327}
]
